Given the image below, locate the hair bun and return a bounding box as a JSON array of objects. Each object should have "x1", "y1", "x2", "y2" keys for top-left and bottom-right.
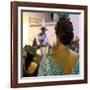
[
  {"x1": 55, "y1": 18, "x2": 74, "y2": 45},
  {"x1": 62, "y1": 19, "x2": 73, "y2": 32}
]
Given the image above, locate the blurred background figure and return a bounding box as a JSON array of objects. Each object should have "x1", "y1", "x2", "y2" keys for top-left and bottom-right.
[
  {"x1": 22, "y1": 44, "x2": 39, "y2": 77},
  {"x1": 32, "y1": 38, "x2": 38, "y2": 47},
  {"x1": 70, "y1": 36, "x2": 79, "y2": 54},
  {"x1": 38, "y1": 27, "x2": 49, "y2": 57},
  {"x1": 74, "y1": 36, "x2": 79, "y2": 54}
]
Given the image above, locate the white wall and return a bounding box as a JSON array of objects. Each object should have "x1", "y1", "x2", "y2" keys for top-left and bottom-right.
[{"x1": 0, "y1": 0, "x2": 89, "y2": 90}]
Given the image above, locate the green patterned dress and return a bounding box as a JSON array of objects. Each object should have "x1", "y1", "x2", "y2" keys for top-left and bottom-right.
[{"x1": 38, "y1": 55, "x2": 79, "y2": 76}]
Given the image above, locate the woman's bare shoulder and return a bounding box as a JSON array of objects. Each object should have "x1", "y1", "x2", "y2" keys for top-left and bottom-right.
[{"x1": 70, "y1": 49, "x2": 78, "y2": 59}]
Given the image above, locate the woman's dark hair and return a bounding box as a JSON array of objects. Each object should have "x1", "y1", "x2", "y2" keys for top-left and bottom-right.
[{"x1": 55, "y1": 18, "x2": 74, "y2": 45}]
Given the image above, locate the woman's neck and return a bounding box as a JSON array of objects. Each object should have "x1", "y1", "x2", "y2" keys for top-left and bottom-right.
[{"x1": 53, "y1": 39, "x2": 70, "y2": 53}]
